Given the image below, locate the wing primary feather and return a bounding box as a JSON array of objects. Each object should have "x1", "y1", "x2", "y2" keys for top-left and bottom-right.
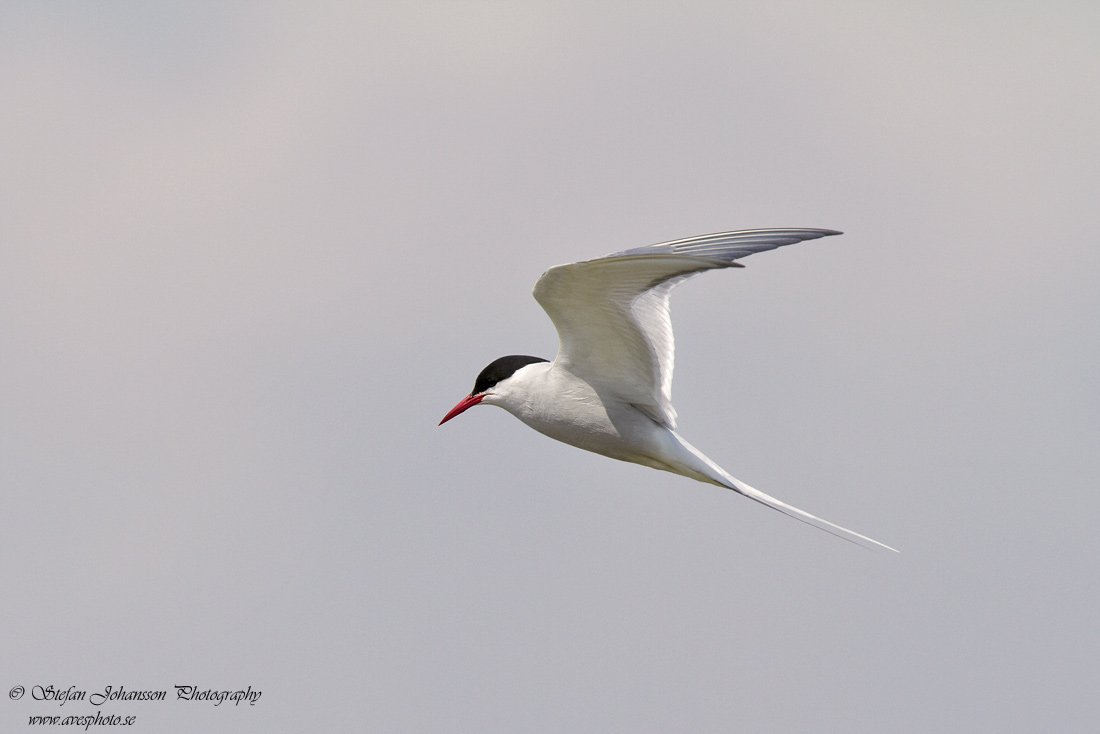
[{"x1": 603, "y1": 228, "x2": 841, "y2": 265}]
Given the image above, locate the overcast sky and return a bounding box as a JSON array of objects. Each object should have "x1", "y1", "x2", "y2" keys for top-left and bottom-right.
[{"x1": 2, "y1": 2, "x2": 1098, "y2": 732}]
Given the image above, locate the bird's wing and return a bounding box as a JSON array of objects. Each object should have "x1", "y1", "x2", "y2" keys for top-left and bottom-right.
[{"x1": 532, "y1": 229, "x2": 840, "y2": 428}]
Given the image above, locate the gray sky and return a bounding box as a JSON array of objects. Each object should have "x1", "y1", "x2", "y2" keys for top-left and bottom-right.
[{"x1": 2, "y1": 2, "x2": 1098, "y2": 732}]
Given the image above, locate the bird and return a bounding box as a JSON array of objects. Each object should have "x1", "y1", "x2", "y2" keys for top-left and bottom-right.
[{"x1": 439, "y1": 228, "x2": 895, "y2": 552}]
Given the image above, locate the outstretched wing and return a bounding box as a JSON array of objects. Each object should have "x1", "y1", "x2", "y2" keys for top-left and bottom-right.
[{"x1": 532, "y1": 229, "x2": 840, "y2": 428}]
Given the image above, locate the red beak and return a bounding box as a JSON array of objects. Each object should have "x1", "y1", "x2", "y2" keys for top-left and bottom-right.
[{"x1": 439, "y1": 393, "x2": 486, "y2": 425}]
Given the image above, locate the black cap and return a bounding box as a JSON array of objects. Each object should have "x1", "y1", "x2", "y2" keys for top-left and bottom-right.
[{"x1": 472, "y1": 355, "x2": 549, "y2": 395}]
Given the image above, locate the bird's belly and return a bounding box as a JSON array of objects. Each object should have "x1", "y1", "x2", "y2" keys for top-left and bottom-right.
[{"x1": 512, "y1": 397, "x2": 674, "y2": 471}]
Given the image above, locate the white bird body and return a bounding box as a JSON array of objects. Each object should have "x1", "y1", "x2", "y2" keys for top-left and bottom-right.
[
  {"x1": 483, "y1": 361, "x2": 687, "y2": 473},
  {"x1": 441, "y1": 229, "x2": 896, "y2": 552}
]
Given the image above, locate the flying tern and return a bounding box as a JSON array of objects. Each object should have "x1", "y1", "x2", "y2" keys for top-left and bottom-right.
[{"x1": 440, "y1": 228, "x2": 895, "y2": 551}]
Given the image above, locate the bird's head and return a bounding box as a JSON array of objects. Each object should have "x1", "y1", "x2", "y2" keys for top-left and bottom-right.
[{"x1": 439, "y1": 355, "x2": 549, "y2": 425}]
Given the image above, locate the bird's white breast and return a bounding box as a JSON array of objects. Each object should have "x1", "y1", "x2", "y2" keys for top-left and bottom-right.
[{"x1": 485, "y1": 362, "x2": 685, "y2": 473}]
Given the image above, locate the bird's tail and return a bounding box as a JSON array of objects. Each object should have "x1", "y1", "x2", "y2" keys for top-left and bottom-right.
[{"x1": 667, "y1": 432, "x2": 898, "y2": 552}]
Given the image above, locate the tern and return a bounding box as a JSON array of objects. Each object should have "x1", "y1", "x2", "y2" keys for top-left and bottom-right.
[{"x1": 440, "y1": 229, "x2": 895, "y2": 551}]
